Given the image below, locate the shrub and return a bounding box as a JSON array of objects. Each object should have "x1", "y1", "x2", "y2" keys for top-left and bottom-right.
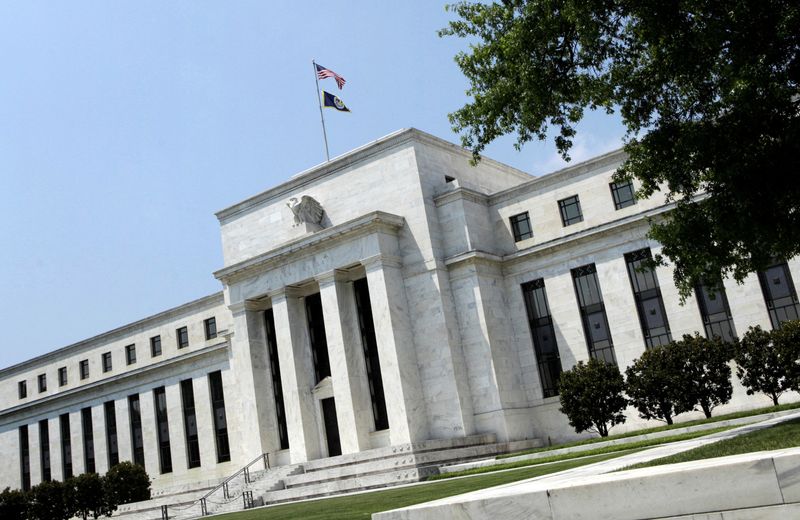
[
  {"x1": 735, "y1": 324, "x2": 800, "y2": 405},
  {"x1": 0, "y1": 487, "x2": 28, "y2": 519},
  {"x1": 625, "y1": 345, "x2": 687, "y2": 425},
  {"x1": 28, "y1": 479, "x2": 74, "y2": 520},
  {"x1": 675, "y1": 333, "x2": 734, "y2": 418},
  {"x1": 66, "y1": 473, "x2": 113, "y2": 520},
  {"x1": 104, "y1": 462, "x2": 151, "y2": 506},
  {"x1": 558, "y1": 358, "x2": 627, "y2": 437}
]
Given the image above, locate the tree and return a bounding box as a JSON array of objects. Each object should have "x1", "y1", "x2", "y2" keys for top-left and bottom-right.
[
  {"x1": 735, "y1": 325, "x2": 800, "y2": 405},
  {"x1": 104, "y1": 462, "x2": 151, "y2": 506},
  {"x1": 0, "y1": 487, "x2": 28, "y2": 520},
  {"x1": 625, "y1": 345, "x2": 687, "y2": 425},
  {"x1": 558, "y1": 358, "x2": 627, "y2": 437},
  {"x1": 28, "y1": 480, "x2": 74, "y2": 520},
  {"x1": 441, "y1": 1, "x2": 800, "y2": 298},
  {"x1": 67, "y1": 473, "x2": 113, "y2": 520},
  {"x1": 674, "y1": 334, "x2": 734, "y2": 418}
]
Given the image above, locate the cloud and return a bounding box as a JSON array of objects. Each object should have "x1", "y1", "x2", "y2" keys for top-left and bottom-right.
[{"x1": 534, "y1": 132, "x2": 624, "y2": 176}]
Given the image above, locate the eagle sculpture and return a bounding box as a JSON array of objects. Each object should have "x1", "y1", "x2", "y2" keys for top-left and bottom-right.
[{"x1": 286, "y1": 195, "x2": 325, "y2": 227}]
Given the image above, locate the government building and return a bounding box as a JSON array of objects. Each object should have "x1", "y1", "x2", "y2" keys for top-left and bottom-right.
[{"x1": 1, "y1": 129, "x2": 798, "y2": 503}]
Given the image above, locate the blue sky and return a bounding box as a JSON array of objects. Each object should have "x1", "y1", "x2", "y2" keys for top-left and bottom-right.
[{"x1": 0, "y1": 1, "x2": 625, "y2": 369}]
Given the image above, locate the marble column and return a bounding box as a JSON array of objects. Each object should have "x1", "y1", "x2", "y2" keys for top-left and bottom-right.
[
  {"x1": 194, "y1": 373, "x2": 218, "y2": 469},
  {"x1": 29, "y1": 421, "x2": 42, "y2": 485},
  {"x1": 271, "y1": 287, "x2": 321, "y2": 463},
  {"x1": 48, "y1": 416, "x2": 63, "y2": 482},
  {"x1": 69, "y1": 410, "x2": 85, "y2": 475},
  {"x1": 92, "y1": 404, "x2": 109, "y2": 474},
  {"x1": 317, "y1": 270, "x2": 372, "y2": 453},
  {"x1": 165, "y1": 383, "x2": 187, "y2": 472},
  {"x1": 116, "y1": 397, "x2": 133, "y2": 463},
  {"x1": 139, "y1": 390, "x2": 161, "y2": 478},
  {"x1": 362, "y1": 256, "x2": 428, "y2": 444}
]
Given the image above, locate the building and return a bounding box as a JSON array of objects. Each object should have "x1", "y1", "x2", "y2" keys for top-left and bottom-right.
[{"x1": 1, "y1": 128, "x2": 798, "y2": 495}]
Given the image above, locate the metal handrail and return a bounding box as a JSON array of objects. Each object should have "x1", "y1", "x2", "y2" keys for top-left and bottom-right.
[{"x1": 197, "y1": 452, "x2": 270, "y2": 515}]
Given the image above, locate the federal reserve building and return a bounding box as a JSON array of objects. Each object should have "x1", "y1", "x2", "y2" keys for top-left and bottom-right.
[{"x1": 1, "y1": 129, "x2": 798, "y2": 510}]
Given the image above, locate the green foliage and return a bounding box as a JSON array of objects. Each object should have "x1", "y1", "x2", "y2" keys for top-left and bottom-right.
[
  {"x1": 674, "y1": 334, "x2": 734, "y2": 418},
  {"x1": 104, "y1": 461, "x2": 151, "y2": 506},
  {"x1": 558, "y1": 358, "x2": 627, "y2": 437},
  {"x1": 625, "y1": 346, "x2": 687, "y2": 425},
  {"x1": 735, "y1": 324, "x2": 800, "y2": 406},
  {"x1": 441, "y1": 1, "x2": 800, "y2": 297},
  {"x1": 28, "y1": 479, "x2": 74, "y2": 520},
  {"x1": 66, "y1": 473, "x2": 114, "y2": 520},
  {"x1": 0, "y1": 487, "x2": 28, "y2": 520}
]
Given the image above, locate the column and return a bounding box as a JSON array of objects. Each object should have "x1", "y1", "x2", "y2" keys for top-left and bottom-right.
[
  {"x1": 165, "y1": 382, "x2": 187, "y2": 472},
  {"x1": 91, "y1": 405, "x2": 108, "y2": 474},
  {"x1": 29, "y1": 421, "x2": 42, "y2": 485},
  {"x1": 49, "y1": 417, "x2": 63, "y2": 482},
  {"x1": 139, "y1": 389, "x2": 161, "y2": 478},
  {"x1": 116, "y1": 397, "x2": 133, "y2": 463},
  {"x1": 69, "y1": 410, "x2": 85, "y2": 475},
  {"x1": 271, "y1": 287, "x2": 321, "y2": 463},
  {"x1": 317, "y1": 271, "x2": 371, "y2": 453},
  {"x1": 363, "y1": 256, "x2": 428, "y2": 444},
  {"x1": 194, "y1": 373, "x2": 218, "y2": 470}
]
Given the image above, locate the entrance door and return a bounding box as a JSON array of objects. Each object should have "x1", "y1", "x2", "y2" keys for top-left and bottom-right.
[{"x1": 321, "y1": 398, "x2": 342, "y2": 457}]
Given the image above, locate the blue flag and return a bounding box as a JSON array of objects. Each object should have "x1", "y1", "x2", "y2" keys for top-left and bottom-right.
[{"x1": 322, "y1": 91, "x2": 350, "y2": 112}]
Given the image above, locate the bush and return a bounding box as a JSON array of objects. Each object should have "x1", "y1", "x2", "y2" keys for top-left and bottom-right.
[
  {"x1": 67, "y1": 473, "x2": 113, "y2": 520},
  {"x1": 735, "y1": 324, "x2": 800, "y2": 405},
  {"x1": 675, "y1": 333, "x2": 734, "y2": 418},
  {"x1": 0, "y1": 487, "x2": 28, "y2": 519},
  {"x1": 104, "y1": 462, "x2": 151, "y2": 506},
  {"x1": 558, "y1": 358, "x2": 627, "y2": 437},
  {"x1": 28, "y1": 480, "x2": 73, "y2": 520},
  {"x1": 625, "y1": 345, "x2": 687, "y2": 425}
]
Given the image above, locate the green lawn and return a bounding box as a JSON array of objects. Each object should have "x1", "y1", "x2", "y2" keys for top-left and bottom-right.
[
  {"x1": 209, "y1": 451, "x2": 631, "y2": 520},
  {"x1": 623, "y1": 418, "x2": 800, "y2": 470}
]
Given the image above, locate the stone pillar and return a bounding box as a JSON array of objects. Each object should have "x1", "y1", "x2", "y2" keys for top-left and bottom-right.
[
  {"x1": 362, "y1": 256, "x2": 428, "y2": 444},
  {"x1": 194, "y1": 374, "x2": 218, "y2": 470},
  {"x1": 116, "y1": 397, "x2": 133, "y2": 463},
  {"x1": 271, "y1": 287, "x2": 321, "y2": 463},
  {"x1": 49, "y1": 417, "x2": 63, "y2": 482},
  {"x1": 92, "y1": 404, "x2": 109, "y2": 474},
  {"x1": 317, "y1": 271, "x2": 372, "y2": 453},
  {"x1": 139, "y1": 390, "x2": 161, "y2": 478},
  {"x1": 69, "y1": 410, "x2": 85, "y2": 475},
  {"x1": 29, "y1": 421, "x2": 42, "y2": 485},
  {"x1": 165, "y1": 383, "x2": 187, "y2": 472}
]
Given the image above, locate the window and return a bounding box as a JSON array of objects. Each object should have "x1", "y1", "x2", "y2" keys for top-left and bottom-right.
[
  {"x1": 204, "y1": 317, "x2": 217, "y2": 340},
  {"x1": 264, "y1": 309, "x2": 289, "y2": 449},
  {"x1": 38, "y1": 374, "x2": 47, "y2": 393},
  {"x1": 572, "y1": 264, "x2": 617, "y2": 364},
  {"x1": 558, "y1": 195, "x2": 583, "y2": 226},
  {"x1": 522, "y1": 279, "x2": 563, "y2": 398},
  {"x1": 79, "y1": 359, "x2": 89, "y2": 380},
  {"x1": 125, "y1": 344, "x2": 136, "y2": 365},
  {"x1": 610, "y1": 180, "x2": 636, "y2": 210},
  {"x1": 180, "y1": 379, "x2": 201, "y2": 468},
  {"x1": 58, "y1": 367, "x2": 68, "y2": 387},
  {"x1": 510, "y1": 212, "x2": 533, "y2": 242},
  {"x1": 150, "y1": 335, "x2": 162, "y2": 357},
  {"x1": 128, "y1": 394, "x2": 145, "y2": 467},
  {"x1": 20, "y1": 425, "x2": 30, "y2": 491},
  {"x1": 153, "y1": 387, "x2": 172, "y2": 473},
  {"x1": 104, "y1": 401, "x2": 119, "y2": 467},
  {"x1": 625, "y1": 248, "x2": 672, "y2": 348},
  {"x1": 209, "y1": 371, "x2": 231, "y2": 463},
  {"x1": 40, "y1": 419, "x2": 51, "y2": 482},
  {"x1": 305, "y1": 293, "x2": 331, "y2": 383},
  {"x1": 695, "y1": 279, "x2": 737, "y2": 343},
  {"x1": 60, "y1": 414, "x2": 72, "y2": 479},
  {"x1": 102, "y1": 352, "x2": 112, "y2": 373},
  {"x1": 18, "y1": 381, "x2": 26, "y2": 399},
  {"x1": 82, "y1": 407, "x2": 95, "y2": 473},
  {"x1": 758, "y1": 260, "x2": 800, "y2": 330},
  {"x1": 176, "y1": 327, "x2": 189, "y2": 349},
  {"x1": 354, "y1": 278, "x2": 389, "y2": 431}
]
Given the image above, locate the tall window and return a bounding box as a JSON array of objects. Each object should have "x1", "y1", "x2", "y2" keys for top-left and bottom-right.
[
  {"x1": 695, "y1": 279, "x2": 737, "y2": 343},
  {"x1": 38, "y1": 374, "x2": 47, "y2": 393},
  {"x1": 153, "y1": 387, "x2": 172, "y2": 473},
  {"x1": 104, "y1": 401, "x2": 119, "y2": 467},
  {"x1": 39, "y1": 419, "x2": 51, "y2": 482},
  {"x1": 102, "y1": 352, "x2": 112, "y2": 373},
  {"x1": 58, "y1": 367, "x2": 68, "y2": 387},
  {"x1": 150, "y1": 335, "x2": 162, "y2": 357},
  {"x1": 510, "y1": 212, "x2": 533, "y2": 242},
  {"x1": 81, "y1": 407, "x2": 95, "y2": 473},
  {"x1": 79, "y1": 359, "x2": 89, "y2": 380},
  {"x1": 128, "y1": 394, "x2": 145, "y2": 467},
  {"x1": 625, "y1": 248, "x2": 672, "y2": 348},
  {"x1": 60, "y1": 413, "x2": 72, "y2": 479},
  {"x1": 125, "y1": 344, "x2": 136, "y2": 365},
  {"x1": 558, "y1": 195, "x2": 583, "y2": 226},
  {"x1": 204, "y1": 317, "x2": 217, "y2": 340},
  {"x1": 176, "y1": 327, "x2": 189, "y2": 349},
  {"x1": 521, "y1": 279, "x2": 563, "y2": 398},
  {"x1": 264, "y1": 309, "x2": 289, "y2": 450},
  {"x1": 19, "y1": 425, "x2": 30, "y2": 491},
  {"x1": 354, "y1": 278, "x2": 389, "y2": 430},
  {"x1": 208, "y1": 371, "x2": 231, "y2": 463},
  {"x1": 18, "y1": 381, "x2": 26, "y2": 399},
  {"x1": 572, "y1": 264, "x2": 617, "y2": 364},
  {"x1": 305, "y1": 293, "x2": 331, "y2": 383},
  {"x1": 180, "y1": 379, "x2": 201, "y2": 468},
  {"x1": 758, "y1": 260, "x2": 800, "y2": 330},
  {"x1": 610, "y1": 180, "x2": 636, "y2": 210}
]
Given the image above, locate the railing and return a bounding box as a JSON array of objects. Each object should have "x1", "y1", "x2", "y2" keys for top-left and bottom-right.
[{"x1": 198, "y1": 452, "x2": 270, "y2": 515}]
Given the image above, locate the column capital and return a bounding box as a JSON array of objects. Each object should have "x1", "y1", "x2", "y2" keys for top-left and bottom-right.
[
  {"x1": 315, "y1": 269, "x2": 353, "y2": 287},
  {"x1": 228, "y1": 299, "x2": 269, "y2": 315},
  {"x1": 361, "y1": 254, "x2": 402, "y2": 271},
  {"x1": 267, "y1": 285, "x2": 304, "y2": 302}
]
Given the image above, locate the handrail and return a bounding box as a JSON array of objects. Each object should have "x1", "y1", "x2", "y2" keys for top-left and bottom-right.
[{"x1": 197, "y1": 452, "x2": 270, "y2": 515}]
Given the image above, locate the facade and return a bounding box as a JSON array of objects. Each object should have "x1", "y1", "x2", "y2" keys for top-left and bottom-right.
[{"x1": 1, "y1": 128, "x2": 799, "y2": 494}]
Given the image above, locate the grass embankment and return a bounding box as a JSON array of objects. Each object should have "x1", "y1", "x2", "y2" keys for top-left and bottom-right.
[
  {"x1": 211, "y1": 451, "x2": 630, "y2": 520},
  {"x1": 498, "y1": 401, "x2": 800, "y2": 460},
  {"x1": 623, "y1": 417, "x2": 800, "y2": 470}
]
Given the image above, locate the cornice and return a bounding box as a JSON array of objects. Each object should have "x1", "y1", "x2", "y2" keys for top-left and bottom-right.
[
  {"x1": 434, "y1": 186, "x2": 490, "y2": 208},
  {"x1": 214, "y1": 211, "x2": 405, "y2": 284}
]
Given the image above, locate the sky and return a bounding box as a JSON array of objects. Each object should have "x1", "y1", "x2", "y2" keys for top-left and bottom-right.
[{"x1": 0, "y1": 1, "x2": 626, "y2": 369}]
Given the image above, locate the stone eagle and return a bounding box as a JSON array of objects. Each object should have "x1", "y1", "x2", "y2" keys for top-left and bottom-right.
[{"x1": 286, "y1": 195, "x2": 325, "y2": 226}]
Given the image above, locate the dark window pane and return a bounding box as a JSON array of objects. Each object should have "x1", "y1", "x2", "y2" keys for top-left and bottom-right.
[
  {"x1": 104, "y1": 401, "x2": 119, "y2": 467},
  {"x1": 81, "y1": 407, "x2": 95, "y2": 473},
  {"x1": 758, "y1": 261, "x2": 800, "y2": 330},
  {"x1": 522, "y1": 278, "x2": 563, "y2": 397},
  {"x1": 625, "y1": 248, "x2": 672, "y2": 348},
  {"x1": 305, "y1": 293, "x2": 331, "y2": 383},
  {"x1": 125, "y1": 345, "x2": 136, "y2": 365},
  {"x1": 208, "y1": 371, "x2": 230, "y2": 463},
  {"x1": 558, "y1": 195, "x2": 584, "y2": 226},
  {"x1": 181, "y1": 379, "x2": 201, "y2": 468},
  {"x1": 39, "y1": 419, "x2": 51, "y2": 482},
  {"x1": 102, "y1": 352, "x2": 112, "y2": 373},
  {"x1": 695, "y1": 279, "x2": 737, "y2": 343},
  {"x1": 20, "y1": 425, "x2": 30, "y2": 491},
  {"x1": 264, "y1": 309, "x2": 290, "y2": 449},
  {"x1": 204, "y1": 317, "x2": 217, "y2": 340},
  {"x1": 60, "y1": 414, "x2": 72, "y2": 479},
  {"x1": 128, "y1": 394, "x2": 145, "y2": 467},
  {"x1": 176, "y1": 327, "x2": 189, "y2": 349},
  {"x1": 571, "y1": 264, "x2": 617, "y2": 364},
  {"x1": 610, "y1": 180, "x2": 636, "y2": 210},
  {"x1": 150, "y1": 336, "x2": 162, "y2": 357},
  {"x1": 153, "y1": 387, "x2": 172, "y2": 473},
  {"x1": 510, "y1": 212, "x2": 533, "y2": 242},
  {"x1": 18, "y1": 381, "x2": 26, "y2": 399},
  {"x1": 38, "y1": 374, "x2": 46, "y2": 393},
  {"x1": 80, "y1": 360, "x2": 89, "y2": 380},
  {"x1": 354, "y1": 278, "x2": 390, "y2": 430},
  {"x1": 58, "y1": 367, "x2": 68, "y2": 387}
]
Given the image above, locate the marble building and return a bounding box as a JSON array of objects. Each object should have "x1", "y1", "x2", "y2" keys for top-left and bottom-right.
[{"x1": 1, "y1": 128, "x2": 798, "y2": 494}]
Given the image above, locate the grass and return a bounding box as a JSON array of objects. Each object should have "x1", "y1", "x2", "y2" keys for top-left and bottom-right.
[
  {"x1": 622, "y1": 417, "x2": 800, "y2": 470},
  {"x1": 209, "y1": 451, "x2": 631, "y2": 520},
  {"x1": 498, "y1": 400, "x2": 800, "y2": 460}
]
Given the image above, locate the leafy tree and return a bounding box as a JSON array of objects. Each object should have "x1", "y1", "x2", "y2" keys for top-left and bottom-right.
[
  {"x1": 735, "y1": 325, "x2": 800, "y2": 405},
  {"x1": 558, "y1": 358, "x2": 627, "y2": 437},
  {"x1": 28, "y1": 480, "x2": 74, "y2": 520},
  {"x1": 67, "y1": 473, "x2": 113, "y2": 520},
  {"x1": 772, "y1": 320, "x2": 800, "y2": 390},
  {"x1": 625, "y1": 345, "x2": 687, "y2": 425},
  {"x1": 104, "y1": 461, "x2": 151, "y2": 506},
  {"x1": 0, "y1": 487, "x2": 28, "y2": 519},
  {"x1": 674, "y1": 334, "x2": 734, "y2": 418},
  {"x1": 441, "y1": 1, "x2": 800, "y2": 298}
]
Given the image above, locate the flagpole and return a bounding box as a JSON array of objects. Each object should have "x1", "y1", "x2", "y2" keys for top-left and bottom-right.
[{"x1": 312, "y1": 60, "x2": 331, "y2": 162}]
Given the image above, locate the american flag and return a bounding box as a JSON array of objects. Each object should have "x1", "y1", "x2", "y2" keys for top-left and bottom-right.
[{"x1": 316, "y1": 63, "x2": 346, "y2": 89}]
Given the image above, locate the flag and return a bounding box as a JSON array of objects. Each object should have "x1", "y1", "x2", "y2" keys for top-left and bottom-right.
[
  {"x1": 316, "y1": 63, "x2": 346, "y2": 89},
  {"x1": 322, "y1": 91, "x2": 350, "y2": 112}
]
